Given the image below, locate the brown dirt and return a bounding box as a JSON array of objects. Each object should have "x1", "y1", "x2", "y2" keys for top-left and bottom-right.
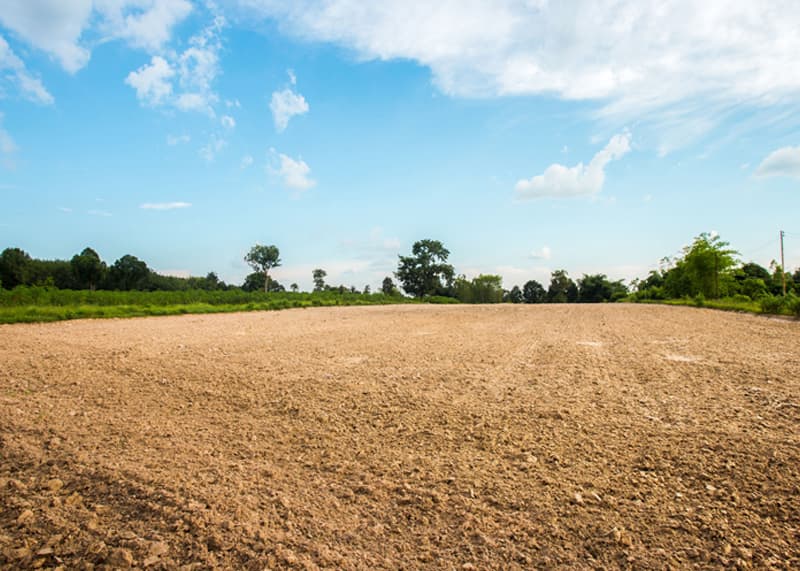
[{"x1": 1, "y1": 304, "x2": 799, "y2": 570}]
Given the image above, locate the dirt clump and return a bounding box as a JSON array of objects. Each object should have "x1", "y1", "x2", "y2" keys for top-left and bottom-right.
[{"x1": 1, "y1": 304, "x2": 798, "y2": 569}]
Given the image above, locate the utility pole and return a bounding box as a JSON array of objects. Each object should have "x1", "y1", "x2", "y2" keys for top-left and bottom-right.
[{"x1": 780, "y1": 230, "x2": 786, "y2": 296}]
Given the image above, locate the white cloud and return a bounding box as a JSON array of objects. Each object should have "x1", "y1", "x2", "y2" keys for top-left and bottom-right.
[
  {"x1": 125, "y1": 55, "x2": 174, "y2": 105},
  {"x1": 140, "y1": 201, "x2": 191, "y2": 210},
  {"x1": 755, "y1": 146, "x2": 800, "y2": 179},
  {"x1": 516, "y1": 133, "x2": 631, "y2": 200},
  {"x1": 0, "y1": 0, "x2": 92, "y2": 73},
  {"x1": 239, "y1": 1, "x2": 800, "y2": 146},
  {"x1": 221, "y1": 114, "x2": 236, "y2": 129},
  {"x1": 270, "y1": 88, "x2": 309, "y2": 132},
  {"x1": 124, "y1": 16, "x2": 224, "y2": 116},
  {"x1": 199, "y1": 136, "x2": 227, "y2": 162},
  {"x1": 529, "y1": 246, "x2": 552, "y2": 260},
  {"x1": 0, "y1": 35, "x2": 54, "y2": 104},
  {"x1": 272, "y1": 152, "x2": 316, "y2": 191},
  {"x1": 0, "y1": 0, "x2": 191, "y2": 74},
  {"x1": 287, "y1": 69, "x2": 297, "y2": 85},
  {"x1": 166, "y1": 133, "x2": 190, "y2": 145},
  {"x1": 240, "y1": 154, "x2": 253, "y2": 169},
  {"x1": 95, "y1": 0, "x2": 193, "y2": 52},
  {"x1": 87, "y1": 209, "x2": 112, "y2": 217}
]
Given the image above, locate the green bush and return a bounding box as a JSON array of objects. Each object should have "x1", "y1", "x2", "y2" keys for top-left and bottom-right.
[{"x1": 759, "y1": 295, "x2": 786, "y2": 314}]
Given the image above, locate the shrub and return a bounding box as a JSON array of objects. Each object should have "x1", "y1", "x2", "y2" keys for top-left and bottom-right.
[{"x1": 759, "y1": 295, "x2": 786, "y2": 314}]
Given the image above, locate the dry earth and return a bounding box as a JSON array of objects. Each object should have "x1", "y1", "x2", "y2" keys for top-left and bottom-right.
[{"x1": 1, "y1": 304, "x2": 799, "y2": 570}]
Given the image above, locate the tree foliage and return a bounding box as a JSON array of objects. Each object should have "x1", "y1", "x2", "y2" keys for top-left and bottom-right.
[
  {"x1": 547, "y1": 270, "x2": 578, "y2": 303},
  {"x1": 312, "y1": 268, "x2": 327, "y2": 292},
  {"x1": 522, "y1": 279, "x2": 546, "y2": 303},
  {"x1": 577, "y1": 273, "x2": 628, "y2": 303},
  {"x1": 395, "y1": 239, "x2": 454, "y2": 299},
  {"x1": 381, "y1": 276, "x2": 397, "y2": 296},
  {"x1": 245, "y1": 244, "x2": 281, "y2": 293},
  {"x1": 71, "y1": 247, "x2": 106, "y2": 290}
]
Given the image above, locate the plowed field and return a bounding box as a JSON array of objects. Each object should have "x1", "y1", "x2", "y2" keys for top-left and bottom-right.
[{"x1": 1, "y1": 304, "x2": 799, "y2": 569}]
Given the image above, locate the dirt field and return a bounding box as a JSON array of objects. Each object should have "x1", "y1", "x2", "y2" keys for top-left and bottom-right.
[{"x1": 1, "y1": 304, "x2": 798, "y2": 570}]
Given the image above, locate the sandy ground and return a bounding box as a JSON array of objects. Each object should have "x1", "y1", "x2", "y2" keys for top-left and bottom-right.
[{"x1": 0, "y1": 304, "x2": 798, "y2": 570}]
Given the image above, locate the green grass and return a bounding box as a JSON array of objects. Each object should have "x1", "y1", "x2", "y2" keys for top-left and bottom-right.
[
  {"x1": 632, "y1": 295, "x2": 799, "y2": 318},
  {"x1": 0, "y1": 286, "x2": 426, "y2": 324}
]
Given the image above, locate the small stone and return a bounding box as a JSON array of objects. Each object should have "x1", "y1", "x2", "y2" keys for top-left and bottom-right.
[
  {"x1": 462, "y1": 564, "x2": 476, "y2": 570},
  {"x1": 64, "y1": 492, "x2": 83, "y2": 507},
  {"x1": 36, "y1": 547, "x2": 54, "y2": 556},
  {"x1": 148, "y1": 541, "x2": 169, "y2": 558},
  {"x1": 738, "y1": 547, "x2": 753, "y2": 559},
  {"x1": 573, "y1": 492, "x2": 584, "y2": 504},
  {"x1": 47, "y1": 479, "x2": 64, "y2": 493},
  {"x1": 17, "y1": 509, "x2": 35, "y2": 526},
  {"x1": 108, "y1": 547, "x2": 134, "y2": 568}
]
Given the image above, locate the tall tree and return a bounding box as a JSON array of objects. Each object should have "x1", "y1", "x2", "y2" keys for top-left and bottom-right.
[
  {"x1": 381, "y1": 276, "x2": 397, "y2": 296},
  {"x1": 506, "y1": 285, "x2": 524, "y2": 304},
  {"x1": 108, "y1": 255, "x2": 150, "y2": 291},
  {"x1": 312, "y1": 268, "x2": 327, "y2": 292},
  {"x1": 245, "y1": 244, "x2": 281, "y2": 293},
  {"x1": 577, "y1": 273, "x2": 628, "y2": 303},
  {"x1": 70, "y1": 247, "x2": 106, "y2": 290},
  {"x1": 0, "y1": 247, "x2": 32, "y2": 289},
  {"x1": 396, "y1": 239, "x2": 454, "y2": 299},
  {"x1": 547, "y1": 270, "x2": 578, "y2": 303},
  {"x1": 681, "y1": 233, "x2": 739, "y2": 298},
  {"x1": 522, "y1": 279, "x2": 546, "y2": 303}
]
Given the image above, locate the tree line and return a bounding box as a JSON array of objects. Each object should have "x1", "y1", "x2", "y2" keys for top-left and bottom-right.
[
  {"x1": 3, "y1": 235, "x2": 797, "y2": 308},
  {"x1": 391, "y1": 239, "x2": 628, "y2": 304}
]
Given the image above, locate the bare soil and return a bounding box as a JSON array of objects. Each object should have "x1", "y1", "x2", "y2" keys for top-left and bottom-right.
[{"x1": 1, "y1": 304, "x2": 799, "y2": 570}]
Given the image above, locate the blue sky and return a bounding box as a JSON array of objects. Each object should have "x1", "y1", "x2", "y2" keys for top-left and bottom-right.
[{"x1": 1, "y1": 1, "x2": 799, "y2": 291}]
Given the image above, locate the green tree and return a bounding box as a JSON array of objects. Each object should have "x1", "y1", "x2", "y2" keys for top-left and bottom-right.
[
  {"x1": 312, "y1": 268, "x2": 327, "y2": 292},
  {"x1": 470, "y1": 274, "x2": 504, "y2": 303},
  {"x1": 547, "y1": 270, "x2": 578, "y2": 303},
  {"x1": 681, "y1": 233, "x2": 739, "y2": 298},
  {"x1": 577, "y1": 273, "x2": 627, "y2": 303},
  {"x1": 381, "y1": 276, "x2": 397, "y2": 296},
  {"x1": 522, "y1": 279, "x2": 546, "y2": 303},
  {"x1": 245, "y1": 244, "x2": 281, "y2": 293},
  {"x1": 108, "y1": 255, "x2": 150, "y2": 290},
  {"x1": 506, "y1": 285, "x2": 523, "y2": 304},
  {"x1": 396, "y1": 239, "x2": 454, "y2": 299},
  {"x1": 70, "y1": 247, "x2": 106, "y2": 290},
  {"x1": 0, "y1": 247, "x2": 33, "y2": 289},
  {"x1": 290, "y1": 283, "x2": 299, "y2": 293}
]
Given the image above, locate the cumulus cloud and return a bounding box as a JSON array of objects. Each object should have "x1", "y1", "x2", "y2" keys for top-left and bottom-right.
[
  {"x1": 95, "y1": 0, "x2": 193, "y2": 52},
  {"x1": 515, "y1": 133, "x2": 631, "y2": 200},
  {"x1": 270, "y1": 88, "x2": 309, "y2": 132},
  {"x1": 240, "y1": 154, "x2": 253, "y2": 169},
  {"x1": 238, "y1": 1, "x2": 800, "y2": 144},
  {"x1": 124, "y1": 15, "x2": 224, "y2": 116},
  {"x1": 221, "y1": 114, "x2": 236, "y2": 129},
  {"x1": 755, "y1": 146, "x2": 800, "y2": 179},
  {"x1": 125, "y1": 55, "x2": 174, "y2": 105},
  {"x1": 272, "y1": 152, "x2": 315, "y2": 191},
  {"x1": 0, "y1": 0, "x2": 191, "y2": 73},
  {"x1": 140, "y1": 201, "x2": 191, "y2": 210},
  {"x1": 0, "y1": 35, "x2": 54, "y2": 104}
]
